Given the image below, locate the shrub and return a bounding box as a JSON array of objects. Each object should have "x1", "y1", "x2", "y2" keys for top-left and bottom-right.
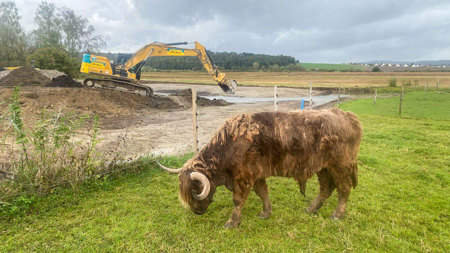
[
  {"x1": 389, "y1": 78, "x2": 397, "y2": 87},
  {"x1": 372, "y1": 66, "x2": 381, "y2": 72},
  {"x1": 26, "y1": 47, "x2": 80, "y2": 77},
  {"x1": 0, "y1": 87, "x2": 118, "y2": 202}
]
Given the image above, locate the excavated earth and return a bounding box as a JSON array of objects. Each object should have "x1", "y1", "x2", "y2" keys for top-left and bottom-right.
[
  {"x1": 0, "y1": 66, "x2": 50, "y2": 87},
  {"x1": 46, "y1": 75, "x2": 83, "y2": 87},
  {"x1": 170, "y1": 88, "x2": 230, "y2": 107}
]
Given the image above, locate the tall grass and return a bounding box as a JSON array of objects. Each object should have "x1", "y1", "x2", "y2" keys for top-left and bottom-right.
[{"x1": 0, "y1": 87, "x2": 121, "y2": 209}]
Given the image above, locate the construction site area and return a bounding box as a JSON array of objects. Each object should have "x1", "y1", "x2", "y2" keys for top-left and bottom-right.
[{"x1": 0, "y1": 66, "x2": 337, "y2": 162}]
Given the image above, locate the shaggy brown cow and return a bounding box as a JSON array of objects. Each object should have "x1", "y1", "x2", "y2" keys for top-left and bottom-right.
[{"x1": 157, "y1": 108, "x2": 362, "y2": 228}]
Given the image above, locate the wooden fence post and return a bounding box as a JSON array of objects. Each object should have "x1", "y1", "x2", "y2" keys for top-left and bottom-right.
[
  {"x1": 337, "y1": 87, "x2": 341, "y2": 105},
  {"x1": 425, "y1": 81, "x2": 428, "y2": 94},
  {"x1": 374, "y1": 89, "x2": 377, "y2": 104},
  {"x1": 192, "y1": 88, "x2": 198, "y2": 154},
  {"x1": 309, "y1": 81, "x2": 312, "y2": 109},
  {"x1": 399, "y1": 84, "x2": 404, "y2": 116},
  {"x1": 274, "y1": 85, "x2": 278, "y2": 111}
]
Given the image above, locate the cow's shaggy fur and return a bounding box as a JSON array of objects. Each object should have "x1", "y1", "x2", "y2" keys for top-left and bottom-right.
[{"x1": 174, "y1": 108, "x2": 362, "y2": 228}]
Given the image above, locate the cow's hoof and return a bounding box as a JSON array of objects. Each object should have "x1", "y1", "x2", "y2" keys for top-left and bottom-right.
[
  {"x1": 305, "y1": 207, "x2": 317, "y2": 214},
  {"x1": 224, "y1": 220, "x2": 239, "y2": 229},
  {"x1": 330, "y1": 211, "x2": 344, "y2": 220},
  {"x1": 258, "y1": 211, "x2": 271, "y2": 219}
]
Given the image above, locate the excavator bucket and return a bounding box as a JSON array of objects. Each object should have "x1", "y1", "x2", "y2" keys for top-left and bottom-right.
[{"x1": 218, "y1": 79, "x2": 237, "y2": 94}]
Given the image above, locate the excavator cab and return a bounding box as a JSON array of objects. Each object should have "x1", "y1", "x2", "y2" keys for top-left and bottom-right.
[{"x1": 113, "y1": 53, "x2": 133, "y2": 78}]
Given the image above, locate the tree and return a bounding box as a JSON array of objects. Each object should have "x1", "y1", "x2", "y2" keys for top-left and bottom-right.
[
  {"x1": 29, "y1": 1, "x2": 105, "y2": 57},
  {"x1": 31, "y1": 1, "x2": 62, "y2": 49},
  {"x1": 27, "y1": 47, "x2": 80, "y2": 77},
  {"x1": 0, "y1": 1, "x2": 27, "y2": 67},
  {"x1": 59, "y1": 7, "x2": 105, "y2": 58},
  {"x1": 371, "y1": 66, "x2": 381, "y2": 72}
]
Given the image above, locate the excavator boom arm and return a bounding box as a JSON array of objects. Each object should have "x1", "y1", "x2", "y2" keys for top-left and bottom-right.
[{"x1": 123, "y1": 41, "x2": 236, "y2": 93}]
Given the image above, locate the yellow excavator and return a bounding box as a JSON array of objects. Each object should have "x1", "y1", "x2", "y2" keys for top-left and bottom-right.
[{"x1": 80, "y1": 41, "x2": 237, "y2": 95}]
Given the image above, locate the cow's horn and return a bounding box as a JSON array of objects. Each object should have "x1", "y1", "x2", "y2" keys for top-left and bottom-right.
[
  {"x1": 190, "y1": 172, "x2": 210, "y2": 200},
  {"x1": 156, "y1": 160, "x2": 182, "y2": 174}
]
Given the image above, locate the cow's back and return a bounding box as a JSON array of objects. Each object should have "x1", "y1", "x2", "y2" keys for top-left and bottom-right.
[{"x1": 239, "y1": 109, "x2": 362, "y2": 178}]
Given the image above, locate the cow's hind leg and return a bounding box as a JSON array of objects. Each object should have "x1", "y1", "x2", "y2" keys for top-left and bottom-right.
[
  {"x1": 224, "y1": 183, "x2": 251, "y2": 229},
  {"x1": 306, "y1": 168, "x2": 335, "y2": 214},
  {"x1": 330, "y1": 170, "x2": 353, "y2": 220},
  {"x1": 253, "y1": 179, "x2": 272, "y2": 219}
]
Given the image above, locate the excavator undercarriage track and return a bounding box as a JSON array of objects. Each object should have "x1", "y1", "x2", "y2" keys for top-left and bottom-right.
[{"x1": 83, "y1": 78, "x2": 153, "y2": 96}]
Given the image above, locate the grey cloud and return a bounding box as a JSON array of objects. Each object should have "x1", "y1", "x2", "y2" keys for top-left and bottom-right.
[{"x1": 14, "y1": 0, "x2": 450, "y2": 62}]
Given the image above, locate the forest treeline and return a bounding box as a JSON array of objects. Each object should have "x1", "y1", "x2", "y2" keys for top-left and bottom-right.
[{"x1": 102, "y1": 52, "x2": 303, "y2": 72}]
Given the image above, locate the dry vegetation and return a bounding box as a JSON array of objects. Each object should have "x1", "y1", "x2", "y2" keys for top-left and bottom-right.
[{"x1": 142, "y1": 71, "x2": 450, "y2": 88}]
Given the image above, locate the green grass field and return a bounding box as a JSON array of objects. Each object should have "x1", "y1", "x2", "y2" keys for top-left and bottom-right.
[
  {"x1": 300, "y1": 63, "x2": 365, "y2": 71},
  {"x1": 1, "y1": 91, "x2": 449, "y2": 252}
]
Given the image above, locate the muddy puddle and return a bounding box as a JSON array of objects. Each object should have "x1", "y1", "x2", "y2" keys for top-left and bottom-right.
[{"x1": 203, "y1": 94, "x2": 347, "y2": 105}]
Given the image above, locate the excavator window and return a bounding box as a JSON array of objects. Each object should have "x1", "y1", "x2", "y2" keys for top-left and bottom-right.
[{"x1": 116, "y1": 54, "x2": 132, "y2": 65}]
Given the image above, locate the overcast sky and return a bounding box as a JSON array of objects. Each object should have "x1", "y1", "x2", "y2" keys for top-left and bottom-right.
[{"x1": 13, "y1": 0, "x2": 450, "y2": 63}]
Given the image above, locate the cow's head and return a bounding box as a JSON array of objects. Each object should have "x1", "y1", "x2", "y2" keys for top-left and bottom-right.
[{"x1": 157, "y1": 160, "x2": 215, "y2": 215}]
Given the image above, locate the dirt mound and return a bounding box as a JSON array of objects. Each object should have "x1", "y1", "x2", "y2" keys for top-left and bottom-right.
[
  {"x1": 0, "y1": 69, "x2": 12, "y2": 80},
  {"x1": 0, "y1": 66, "x2": 50, "y2": 87},
  {"x1": 39, "y1": 69, "x2": 66, "y2": 80},
  {"x1": 46, "y1": 75, "x2": 83, "y2": 87},
  {"x1": 171, "y1": 89, "x2": 230, "y2": 107},
  {"x1": 0, "y1": 87, "x2": 181, "y2": 129}
]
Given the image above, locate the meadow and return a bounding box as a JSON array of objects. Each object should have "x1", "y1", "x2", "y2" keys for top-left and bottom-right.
[
  {"x1": 299, "y1": 63, "x2": 364, "y2": 71},
  {"x1": 142, "y1": 71, "x2": 450, "y2": 89},
  {"x1": 1, "y1": 90, "x2": 448, "y2": 252}
]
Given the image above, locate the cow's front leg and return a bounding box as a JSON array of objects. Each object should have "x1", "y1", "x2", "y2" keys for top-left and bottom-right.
[{"x1": 224, "y1": 186, "x2": 251, "y2": 228}]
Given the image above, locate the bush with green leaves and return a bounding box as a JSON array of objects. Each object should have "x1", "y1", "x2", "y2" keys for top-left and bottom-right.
[
  {"x1": 0, "y1": 87, "x2": 115, "y2": 202},
  {"x1": 371, "y1": 66, "x2": 381, "y2": 72},
  {"x1": 26, "y1": 47, "x2": 80, "y2": 77}
]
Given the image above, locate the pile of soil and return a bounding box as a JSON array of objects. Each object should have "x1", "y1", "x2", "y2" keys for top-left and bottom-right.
[
  {"x1": 0, "y1": 87, "x2": 181, "y2": 129},
  {"x1": 171, "y1": 89, "x2": 230, "y2": 107},
  {"x1": 0, "y1": 69, "x2": 12, "y2": 80},
  {"x1": 0, "y1": 66, "x2": 50, "y2": 87},
  {"x1": 39, "y1": 69, "x2": 66, "y2": 80},
  {"x1": 146, "y1": 93, "x2": 181, "y2": 109},
  {"x1": 46, "y1": 75, "x2": 83, "y2": 87}
]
